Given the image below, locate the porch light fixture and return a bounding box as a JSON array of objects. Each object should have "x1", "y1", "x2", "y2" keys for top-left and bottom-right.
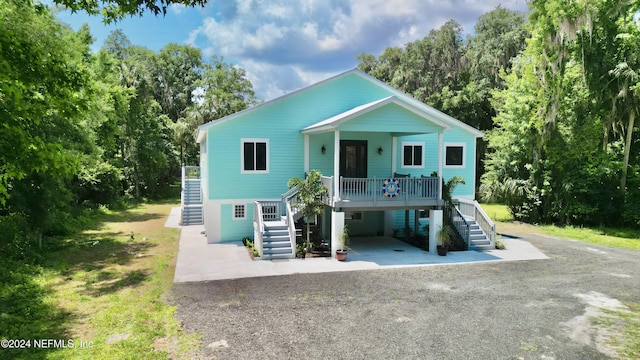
[
  {"x1": 378, "y1": 146, "x2": 383, "y2": 155},
  {"x1": 321, "y1": 145, "x2": 326, "y2": 154}
]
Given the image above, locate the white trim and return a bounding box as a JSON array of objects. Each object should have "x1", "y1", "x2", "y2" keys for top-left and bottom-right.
[
  {"x1": 301, "y1": 96, "x2": 451, "y2": 134},
  {"x1": 333, "y1": 130, "x2": 340, "y2": 202},
  {"x1": 232, "y1": 204, "x2": 246, "y2": 220},
  {"x1": 240, "y1": 138, "x2": 270, "y2": 174},
  {"x1": 444, "y1": 142, "x2": 466, "y2": 168},
  {"x1": 437, "y1": 132, "x2": 443, "y2": 199},
  {"x1": 400, "y1": 141, "x2": 425, "y2": 169},
  {"x1": 197, "y1": 68, "x2": 483, "y2": 143},
  {"x1": 304, "y1": 134, "x2": 310, "y2": 173},
  {"x1": 391, "y1": 136, "x2": 397, "y2": 175}
]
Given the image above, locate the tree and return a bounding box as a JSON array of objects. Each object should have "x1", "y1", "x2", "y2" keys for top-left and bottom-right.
[
  {"x1": 287, "y1": 170, "x2": 328, "y2": 254},
  {"x1": 53, "y1": 0, "x2": 208, "y2": 23}
]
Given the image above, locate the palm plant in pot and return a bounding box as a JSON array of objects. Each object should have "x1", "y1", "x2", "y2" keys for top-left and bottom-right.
[
  {"x1": 437, "y1": 224, "x2": 454, "y2": 256},
  {"x1": 287, "y1": 170, "x2": 328, "y2": 256},
  {"x1": 336, "y1": 224, "x2": 349, "y2": 261}
]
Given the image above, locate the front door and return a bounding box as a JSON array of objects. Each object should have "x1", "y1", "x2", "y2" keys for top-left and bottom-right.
[
  {"x1": 340, "y1": 140, "x2": 368, "y2": 178},
  {"x1": 340, "y1": 140, "x2": 367, "y2": 196}
]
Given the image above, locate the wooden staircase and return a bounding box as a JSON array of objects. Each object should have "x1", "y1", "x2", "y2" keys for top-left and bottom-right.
[
  {"x1": 181, "y1": 167, "x2": 203, "y2": 225},
  {"x1": 465, "y1": 216, "x2": 493, "y2": 250},
  {"x1": 254, "y1": 187, "x2": 302, "y2": 260},
  {"x1": 451, "y1": 199, "x2": 496, "y2": 251}
]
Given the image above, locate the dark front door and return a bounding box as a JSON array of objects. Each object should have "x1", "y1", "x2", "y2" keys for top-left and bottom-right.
[
  {"x1": 340, "y1": 140, "x2": 367, "y2": 196},
  {"x1": 340, "y1": 140, "x2": 368, "y2": 178}
]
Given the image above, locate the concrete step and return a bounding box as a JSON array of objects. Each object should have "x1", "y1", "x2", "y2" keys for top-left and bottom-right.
[
  {"x1": 264, "y1": 236, "x2": 290, "y2": 244},
  {"x1": 263, "y1": 247, "x2": 293, "y2": 255},
  {"x1": 469, "y1": 244, "x2": 494, "y2": 250},
  {"x1": 261, "y1": 253, "x2": 294, "y2": 260},
  {"x1": 263, "y1": 240, "x2": 292, "y2": 248}
]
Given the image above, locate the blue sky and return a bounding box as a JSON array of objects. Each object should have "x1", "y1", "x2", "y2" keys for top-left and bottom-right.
[{"x1": 54, "y1": 0, "x2": 529, "y2": 101}]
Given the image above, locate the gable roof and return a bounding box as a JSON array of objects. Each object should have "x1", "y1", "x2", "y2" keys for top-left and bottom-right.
[
  {"x1": 197, "y1": 68, "x2": 483, "y2": 143},
  {"x1": 301, "y1": 96, "x2": 452, "y2": 134}
]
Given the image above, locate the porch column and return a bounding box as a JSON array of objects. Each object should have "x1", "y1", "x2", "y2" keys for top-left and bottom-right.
[
  {"x1": 333, "y1": 130, "x2": 340, "y2": 202},
  {"x1": 391, "y1": 136, "x2": 397, "y2": 175},
  {"x1": 429, "y1": 209, "x2": 443, "y2": 254},
  {"x1": 331, "y1": 210, "x2": 345, "y2": 259},
  {"x1": 304, "y1": 134, "x2": 310, "y2": 174},
  {"x1": 437, "y1": 131, "x2": 443, "y2": 200}
]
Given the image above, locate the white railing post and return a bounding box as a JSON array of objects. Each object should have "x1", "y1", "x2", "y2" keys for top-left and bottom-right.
[
  {"x1": 180, "y1": 166, "x2": 185, "y2": 210},
  {"x1": 253, "y1": 201, "x2": 264, "y2": 257},
  {"x1": 286, "y1": 201, "x2": 297, "y2": 258}
]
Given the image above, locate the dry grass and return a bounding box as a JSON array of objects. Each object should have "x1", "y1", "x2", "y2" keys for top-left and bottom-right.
[{"x1": 31, "y1": 202, "x2": 200, "y2": 359}]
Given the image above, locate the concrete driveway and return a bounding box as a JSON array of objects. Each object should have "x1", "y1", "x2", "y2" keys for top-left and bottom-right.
[
  {"x1": 168, "y1": 205, "x2": 547, "y2": 283},
  {"x1": 171, "y1": 233, "x2": 640, "y2": 359}
]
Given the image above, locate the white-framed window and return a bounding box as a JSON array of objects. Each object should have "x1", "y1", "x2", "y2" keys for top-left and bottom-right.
[
  {"x1": 241, "y1": 138, "x2": 269, "y2": 173},
  {"x1": 345, "y1": 211, "x2": 363, "y2": 221},
  {"x1": 401, "y1": 142, "x2": 424, "y2": 168},
  {"x1": 233, "y1": 204, "x2": 246, "y2": 220},
  {"x1": 445, "y1": 143, "x2": 465, "y2": 168}
]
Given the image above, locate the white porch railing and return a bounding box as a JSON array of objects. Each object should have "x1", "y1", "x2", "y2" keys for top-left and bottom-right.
[
  {"x1": 285, "y1": 201, "x2": 297, "y2": 258},
  {"x1": 449, "y1": 205, "x2": 471, "y2": 245},
  {"x1": 253, "y1": 201, "x2": 264, "y2": 257},
  {"x1": 319, "y1": 176, "x2": 440, "y2": 207},
  {"x1": 457, "y1": 199, "x2": 496, "y2": 245}
]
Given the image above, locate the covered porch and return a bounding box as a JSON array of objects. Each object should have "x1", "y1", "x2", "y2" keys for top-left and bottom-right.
[{"x1": 301, "y1": 95, "x2": 451, "y2": 209}]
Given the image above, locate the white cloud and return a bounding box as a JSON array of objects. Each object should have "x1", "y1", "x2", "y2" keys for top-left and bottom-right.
[
  {"x1": 169, "y1": 4, "x2": 186, "y2": 15},
  {"x1": 189, "y1": 0, "x2": 529, "y2": 100}
]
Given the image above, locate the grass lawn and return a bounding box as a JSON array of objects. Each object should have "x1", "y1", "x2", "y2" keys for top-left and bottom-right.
[
  {"x1": 1, "y1": 202, "x2": 200, "y2": 359},
  {"x1": 479, "y1": 203, "x2": 640, "y2": 251}
]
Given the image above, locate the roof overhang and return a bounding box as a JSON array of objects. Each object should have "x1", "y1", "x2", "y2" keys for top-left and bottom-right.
[{"x1": 301, "y1": 96, "x2": 452, "y2": 135}]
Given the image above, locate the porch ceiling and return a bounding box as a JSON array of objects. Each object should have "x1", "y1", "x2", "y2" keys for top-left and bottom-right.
[{"x1": 301, "y1": 96, "x2": 452, "y2": 135}]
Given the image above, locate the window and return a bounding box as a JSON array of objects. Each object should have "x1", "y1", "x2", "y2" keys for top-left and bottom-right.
[
  {"x1": 345, "y1": 211, "x2": 363, "y2": 221},
  {"x1": 402, "y1": 142, "x2": 424, "y2": 168},
  {"x1": 241, "y1": 139, "x2": 269, "y2": 173},
  {"x1": 445, "y1": 144, "x2": 465, "y2": 167},
  {"x1": 233, "y1": 205, "x2": 246, "y2": 220}
]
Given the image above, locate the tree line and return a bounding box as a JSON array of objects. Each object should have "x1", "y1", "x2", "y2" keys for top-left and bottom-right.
[
  {"x1": 0, "y1": 0, "x2": 256, "y2": 257},
  {"x1": 358, "y1": 3, "x2": 640, "y2": 228}
]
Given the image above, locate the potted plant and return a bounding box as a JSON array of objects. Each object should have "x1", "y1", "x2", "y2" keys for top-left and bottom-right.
[
  {"x1": 336, "y1": 224, "x2": 349, "y2": 261},
  {"x1": 437, "y1": 224, "x2": 453, "y2": 256}
]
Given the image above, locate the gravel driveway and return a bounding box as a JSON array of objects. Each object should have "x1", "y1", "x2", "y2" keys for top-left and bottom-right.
[{"x1": 171, "y1": 234, "x2": 640, "y2": 359}]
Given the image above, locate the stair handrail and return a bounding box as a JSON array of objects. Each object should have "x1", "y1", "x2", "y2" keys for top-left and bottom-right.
[
  {"x1": 282, "y1": 186, "x2": 301, "y2": 224},
  {"x1": 450, "y1": 204, "x2": 471, "y2": 246},
  {"x1": 253, "y1": 201, "x2": 264, "y2": 257},
  {"x1": 458, "y1": 199, "x2": 496, "y2": 246},
  {"x1": 285, "y1": 201, "x2": 297, "y2": 258}
]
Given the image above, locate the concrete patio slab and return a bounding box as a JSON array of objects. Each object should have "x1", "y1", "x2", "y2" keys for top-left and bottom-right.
[{"x1": 167, "y1": 207, "x2": 548, "y2": 283}]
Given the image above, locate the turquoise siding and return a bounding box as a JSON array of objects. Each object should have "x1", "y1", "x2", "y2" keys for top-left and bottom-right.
[
  {"x1": 339, "y1": 103, "x2": 442, "y2": 134},
  {"x1": 442, "y1": 127, "x2": 476, "y2": 197},
  {"x1": 206, "y1": 72, "x2": 397, "y2": 200},
  {"x1": 322, "y1": 210, "x2": 385, "y2": 237},
  {"x1": 309, "y1": 132, "x2": 334, "y2": 175},
  {"x1": 201, "y1": 70, "x2": 480, "y2": 242},
  {"x1": 396, "y1": 133, "x2": 439, "y2": 177},
  {"x1": 346, "y1": 211, "x2": 385, "y2": 236},
  {"x1": 220, "y1": 203, "x2": 254, "y2": 240}
]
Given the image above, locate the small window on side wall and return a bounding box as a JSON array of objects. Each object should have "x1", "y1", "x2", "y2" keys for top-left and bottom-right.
[
  {"x1": 233, "y1": 205, "x2": 246, "y2": 220},
  {"x1": 242, "y1": 139, "x2": 268, "y2": 173},
  {"x1": 402, "y1": 142, "x2": 424, "y2": 168},
  {"x1": 445, "y1": 144, "x2": 465, "y2": 167}
]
